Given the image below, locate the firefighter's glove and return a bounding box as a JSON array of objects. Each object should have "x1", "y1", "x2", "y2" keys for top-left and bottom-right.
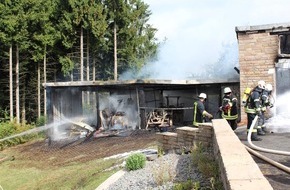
[
  {"x1": 204, "y1": 111, "x2": 213, "y2": 119},
  {"x1": 209, "y1": 114, "x2": 213, "y2": 119}
]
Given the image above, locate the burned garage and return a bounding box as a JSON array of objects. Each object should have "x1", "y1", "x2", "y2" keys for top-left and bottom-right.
[{"x1": 44, "y1": 79, "x2": 239, "y2": 140}]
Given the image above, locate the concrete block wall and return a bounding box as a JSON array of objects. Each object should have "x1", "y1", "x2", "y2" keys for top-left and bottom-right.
[
  {"x1": 156, "y1": 119, "x2": 273, "y2": 190},
  {"x1": 237, "y1": 32, "x2": 278, "y2": 121},
  {"x1": 156, "y1": 123, "x2": 213, "y2": 153}
]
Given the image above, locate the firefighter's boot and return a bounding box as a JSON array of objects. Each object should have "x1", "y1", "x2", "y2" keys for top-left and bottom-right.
[
  {"x1": 257, "y1": 128, "x2": 266, "y2": 136},
  {"x1": 262, "y1": 126, "x2": 269, "y2": 133},
  {"x1": 251, "y1": 132, "x2": 262, "y2": 141}
]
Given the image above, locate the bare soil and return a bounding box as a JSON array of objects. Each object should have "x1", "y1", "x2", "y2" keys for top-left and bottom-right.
[{"x1": 4, "y1": 129, "x2": 158, "y2": 168}]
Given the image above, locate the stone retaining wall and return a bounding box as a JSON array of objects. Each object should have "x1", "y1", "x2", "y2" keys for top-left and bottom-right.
[{"x1": 156, "y1": 119, "x2": 273, "y2": 190}]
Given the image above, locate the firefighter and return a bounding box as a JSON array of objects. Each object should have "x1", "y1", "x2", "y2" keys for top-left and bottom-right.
[
  {"x1": 261, "y1": 83, "x2": 274, "y2": 133},
  {"x1": 193, "y1": 93, "x2": 213, "y2": 127},
  {"x1": 245, "y1": 80, "x2": 266, "y2": 141},
  {"x1": 220, "y1": 87, "x2": 238, "y2": 130}
]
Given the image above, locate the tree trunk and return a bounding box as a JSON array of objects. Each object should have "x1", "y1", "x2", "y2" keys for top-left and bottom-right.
[
  {"x1": 86, "y1": 32, "x2": 90, "y2": 104},
  {"x1": 38, "y1": 61, "x2": 41, "y2": 118},
  {"x1": 9, "y1": 45, "x2": 13, "y2": 122},
  {"x1": 92, "y1": 57, "x2": 96, "y2": 115},
  {"x1": 21, "y1": 84, "x2": 26, "y2": 124},
  {"x1": 86, "y1": 32, "x2": 90, "y2": 82},
  {"x1": 16, "y1": 45, "x2": 20, "y2": 124},
  {"x1": 44, "y1": 48, "x2": 47, "y2": 118},
  {"x1": 114, "y1": 22, "x2": 117, "y2": 81},
  {"x1": 80, "y1": 27, "x2": 84, "y2": 108},
  {"x1": 80, "y1": 27, "x2": 84, "y2": 81},
  {"x1": 93, "y1": 57, "x2": 96, "y2": 81}
]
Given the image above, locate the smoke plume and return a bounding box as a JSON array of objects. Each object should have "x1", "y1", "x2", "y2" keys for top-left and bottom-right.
[{"x1": 119, "y1": 42, "x2": 239, "y2": 80}]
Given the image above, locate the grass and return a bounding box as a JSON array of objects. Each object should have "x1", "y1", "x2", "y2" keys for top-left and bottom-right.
[{"x1": 0, "y1": 151, "x2": 122, "y2": 190}]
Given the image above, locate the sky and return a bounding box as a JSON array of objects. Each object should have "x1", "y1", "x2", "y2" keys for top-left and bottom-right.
[{"x1": 120, "y1": 0, "x2": 290, "y2": 80}]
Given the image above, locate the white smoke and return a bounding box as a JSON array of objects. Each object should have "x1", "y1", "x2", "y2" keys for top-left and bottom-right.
[
  {"x1": 266, "y1": 91, "x2": 290, "y2": 133},
  {"x1": 119, "y1": 42, "x2": 239, "y2": 80},
  {"x1": 99, "y1": 93, "x2": 138, "y2": 130}
]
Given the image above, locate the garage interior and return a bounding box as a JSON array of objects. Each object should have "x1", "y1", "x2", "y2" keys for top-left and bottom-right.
[{"x1": 44, "y1": 79, "x2": 239, "y2": 139}]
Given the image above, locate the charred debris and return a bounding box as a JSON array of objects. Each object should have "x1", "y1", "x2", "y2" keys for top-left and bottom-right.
[{"x1": 44, "y1": 79, "x2": 239, "y2": 141}]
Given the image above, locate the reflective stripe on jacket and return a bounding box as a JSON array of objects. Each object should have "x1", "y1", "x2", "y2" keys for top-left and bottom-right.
[{"x1": 221, "y1": 94, "x2": 238, "y2": 120}]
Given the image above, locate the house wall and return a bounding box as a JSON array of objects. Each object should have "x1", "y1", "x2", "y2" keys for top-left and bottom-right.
[{"x1": 237, "y1": 32, "x2": 278, "y2": 121}]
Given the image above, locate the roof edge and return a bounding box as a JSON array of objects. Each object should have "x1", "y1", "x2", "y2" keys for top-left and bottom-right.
[
  {"x1": 43, "y1": 78, "x2": 239, "y2": 88},
  {"x1": 235, "y1": 22, "x2": 290, "y2": 33}
]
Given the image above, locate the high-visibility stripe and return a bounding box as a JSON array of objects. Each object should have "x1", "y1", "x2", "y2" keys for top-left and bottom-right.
[
  {"x1": 245, "y1": 107, "x2": 256, "y2": 113},
  {"x1": 193, "y1": 122, "x2": 202, "y2": 127},
  {"x1": 247, "y1": 128, "x2": 257, "y2": 132},
  {"x1": 222, "y1": 113, "x2": 238, "y2": 120},
  {"x1": 193, "y1": 102, "x2": 198, "y2": 126}
]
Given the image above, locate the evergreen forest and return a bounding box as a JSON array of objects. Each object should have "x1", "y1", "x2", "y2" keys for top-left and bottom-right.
[{"x1": 0, "y1": 0, "x2": 159, "y2": 125}]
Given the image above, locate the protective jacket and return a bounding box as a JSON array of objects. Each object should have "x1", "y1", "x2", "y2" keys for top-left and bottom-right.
[
  {"x1": 261, "y1": 90, "x2": 273, "y2": 111},
  {"x1": 221, "y1": 94, "x2": 238, "y2": 120},
  {"x1": 193, "y1": 99, "x2": 205, "y2": 127},
  {"x1": 245, "y1": 86, "x2": 263, "y2": 114}
]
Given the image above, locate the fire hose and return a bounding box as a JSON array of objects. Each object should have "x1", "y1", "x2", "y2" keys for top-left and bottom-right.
[{"x1": 246, "y1": 115, "x2": 290, "y2": 174}]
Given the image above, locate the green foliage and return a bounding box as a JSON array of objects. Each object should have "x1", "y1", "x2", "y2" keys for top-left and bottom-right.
[
  {"x1": 0, "y1": 155, "x2": 122, "y2": 190},
  {"x1": 59, "y1": 56, "x2": 74, "y2": 76},
  {"x1": 125, "y1": 153, "x2": 146, "y2": 171},
  {"x1": 0, "y1": 108, "x2": 10, "y2": 122},
  {"x1": 210, "y1": 177, "x2": 224, "y2": 190},
  {"x1": 0, "y1": 121, "x2": 40, "y2": 150},
  {"x1": 0, "y1": 0, "x2": 160, "y2": 124},
  {"x1": 35, "y1": 115, "x2": 47, "y2": 127},
  {"x1": 190, "y1": 143, "x2": 224, "y2": 190},
  {"x1": 157, "y1": 146, "x2": 164, "y2": 157},
  {"x1": 173, "y1": 180, "x2": 200, "y2": 190}
]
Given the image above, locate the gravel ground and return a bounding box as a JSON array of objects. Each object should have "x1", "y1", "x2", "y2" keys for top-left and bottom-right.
[{"x1": 107, "y1": 153, "x2": 212, "y2": 190}]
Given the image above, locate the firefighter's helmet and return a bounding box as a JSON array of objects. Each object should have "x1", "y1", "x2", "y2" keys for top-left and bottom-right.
[
  {"x1": 198, "y1": 93, "x2": 207, "y2": 99},
  {"x1": 265, "y1": 84, "x2": 273, "y2": 91},
  {"x1": 258, "y1": 80, "x2": 266, "y2": 89},
  {"x1": 224, "y1": 87, "x2": 232, "y2": 94}
]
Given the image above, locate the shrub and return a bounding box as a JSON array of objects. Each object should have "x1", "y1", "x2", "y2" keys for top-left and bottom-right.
[
  {"x1": 125, "y1": 153, "x2": 146, "y2": 171},
  {"x1": 190, "y1": 143, "x2": 223, "y2": 189},
  {"x1": 157, "y1": 146, "x2": 164, "y2": 157},
  {"x1": 35, "y1": 116, "x2": 47, "y2": 127},
  {"x1": 173, "y1": 180, "x2": 200, "y2": 190},
  {"x1": 153, "y1": 161, "x2": 176, "y2": 186},
  {"x1": 0, "y1": 121, "x2": 42, "y2": 150}
]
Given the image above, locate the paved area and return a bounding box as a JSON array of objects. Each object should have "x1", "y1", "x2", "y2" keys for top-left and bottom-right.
[{"x1": 235, "y1": 126, "x2": 290, "y2": 190}]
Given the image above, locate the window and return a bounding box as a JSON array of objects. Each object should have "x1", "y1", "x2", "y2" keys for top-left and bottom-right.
[{"x1": 279, "y1": 34, "x2": 290, "y2": 57}]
